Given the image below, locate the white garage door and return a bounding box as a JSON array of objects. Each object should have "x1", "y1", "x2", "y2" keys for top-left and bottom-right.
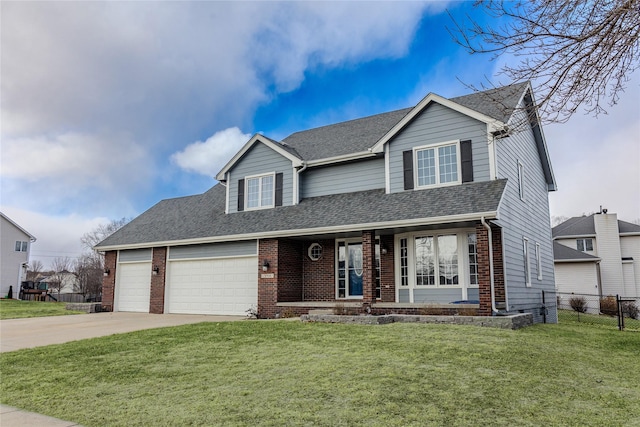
[
  {"x1": 116, "y1": 262, "x2": 151, "y2": 312},
  {"x1": 168, "y1": 256, "x2": 257, "y2": 316}
]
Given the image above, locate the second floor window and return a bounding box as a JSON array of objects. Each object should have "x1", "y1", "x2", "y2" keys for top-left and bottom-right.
[
  {"x1": 15, "y1": 241, "x2": 28, "y2": 252},
  {"x1": 246, "y1": 174, "x2": 274, "y2": 209},
  {"x1": 576, "y1": 238, "x2": 593, "y2": 252},
  {"x1": 415, "y1": 142, "x2": 460, "y2": 188}
]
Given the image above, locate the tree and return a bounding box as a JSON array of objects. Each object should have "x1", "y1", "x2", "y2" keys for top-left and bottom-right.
[
  {"x1": 49, "y1": 257, "x2": 72, "y2": 299},
  {"x1": 73, "y1": 254, "x2": 103, "y2": 301},
  {"x1": 26, "y1": 259, "x2": 44, "y2": 281},
  {"x1": 449, "y1": 0, "x2": 639, "y2": 123},
  {"x1": 80, "y1": 217, "x2": 130, "y2": 253}
]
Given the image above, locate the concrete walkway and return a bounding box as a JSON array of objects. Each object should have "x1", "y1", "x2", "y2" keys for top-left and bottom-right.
[{"x1": 0, "y1": 312, "x2": 245, "y2": 426}]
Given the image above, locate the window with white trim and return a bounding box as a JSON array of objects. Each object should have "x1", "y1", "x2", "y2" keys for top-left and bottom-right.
[
  {"x1": 399, "y1": 238, "x2": 409, "y2": 287},
  {"x1": 15, "y1": 241, "x2": 27, "y2": 252},
  {"x1": 517, "y1": 161, "x2": 525, "y2": 201},
  {"x1": 523, "y1": 237, "x2": 531, "y2": 287},
  {"x1": 576, "y1": 238, "x2": 593, "y2": 252},
  {"x1": 535, "y1": 242, "x2": 542, "y2": 280},
  {"x1": 246, "y1": 174, "x2": 274, "y2": 209},
  {"x1": 415, "y1": 142, "x2": 460, "y2": 188},
  {"x1": 415, "y1": 234, "x2": 459, "y2": 286},
  {"x1": 468, "y1": 233, "x2": 479, "y2": 286},
  {"x1": 308, "y1": 243, "x2": 322, "y2": 261}
]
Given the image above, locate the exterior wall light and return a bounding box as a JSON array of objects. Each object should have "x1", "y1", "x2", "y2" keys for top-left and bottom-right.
[
  {"x1": 152, "y1": 265, "x2": 160, "y2": 276},
  {"x1": 262, "y1": 260, "x2": 270, "y2": 272}
]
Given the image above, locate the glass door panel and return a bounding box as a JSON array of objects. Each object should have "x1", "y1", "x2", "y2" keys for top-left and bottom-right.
[{"x1": 348, "y1": 243, "x2": 363, "y2": 296}]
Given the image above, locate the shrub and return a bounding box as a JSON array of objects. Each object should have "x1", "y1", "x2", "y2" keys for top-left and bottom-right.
[
  {"x1": 279, "y1": 307, "x2": 298, "y2": 318},
  {"x1": 333, "y1": 303, "x2": 349, "y2": 315},
  {"x1": 622, "y1": 301, "x2": 639, "y2": 319},
  {"x1": 599, "y1": 296, "x2": 617, "y2": 316},
  {"x1": 457, "y1": 307, "x2": 478, "y2": 316},
  {"x1": 569, "y1": 296, "x2": 588, "y2": 313}
]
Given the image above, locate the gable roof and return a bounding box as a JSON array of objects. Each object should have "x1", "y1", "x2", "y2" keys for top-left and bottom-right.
[
  {"x1": 215, "y1": 133, "x2": 303, "y2": 181},
  {"x1": 96, "y1": 179, "x2": 507, "y2": 250},
  {"x1": 553, "y1": 214, "x2": 640, "y2": 238},
  {"x1": 451, "y1": 82, "x2": 529, "y2": 124},
  {"x1": 553, "y1": 241, "x2": 600, "y2": 263},
  {"x1": 0, "y1": 212, "x2": 36, "y2": 241}
]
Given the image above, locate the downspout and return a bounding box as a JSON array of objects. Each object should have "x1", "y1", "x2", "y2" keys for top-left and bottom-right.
[
  {"x1": 481, "y1": 216, "x2": 499, "y2": 314},
  {"x1": 295, "y1": 161, "x2": 308, "y2": 204}
]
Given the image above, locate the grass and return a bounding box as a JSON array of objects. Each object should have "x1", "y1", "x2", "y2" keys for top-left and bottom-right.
[
  {"x1": 1, "y1": 318, "x2": 639, "y2": 427},
  {"x1": 558, "y1": 308, "x2": 640, "y2": 331},
  {"x1": 0, "y1": 299, "x2": 85, "y2": 319}
]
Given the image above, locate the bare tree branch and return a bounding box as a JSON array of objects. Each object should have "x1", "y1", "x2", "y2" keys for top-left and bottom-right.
[{"x1": 448, "y1": 0, "x2": 640, "y2": 123}]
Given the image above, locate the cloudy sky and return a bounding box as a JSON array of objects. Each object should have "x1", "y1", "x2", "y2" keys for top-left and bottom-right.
[{"x1": 2, "y1": 1, "x2": 639, "y2": 268}]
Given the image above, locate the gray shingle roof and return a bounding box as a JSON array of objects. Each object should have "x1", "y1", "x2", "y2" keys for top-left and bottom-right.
[
  {"x1": 97, "y1": 179, "x2": 507, "y2": 249},
  {"x1": 553, "y1": 241, "x2": 600, "y2": 262},
  {"x1": 281, "y1": 83, "x2": 529, "y2": 162},
  {"x1": 553, "y1": 214, "x2": 640, "y2": 238}
]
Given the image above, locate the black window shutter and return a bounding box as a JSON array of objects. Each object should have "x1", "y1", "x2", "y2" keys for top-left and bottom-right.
[
  {"x1": 461, "y1": 140, "x2": 473, "y2": 183},
  {"x1": 403, "y1": 150, "x2": 414, "y2": 190},
  {"x1": 275, "y1": 173, "x2": 283, "y2": 207},
  {"x1": 237, "y1": 179, "x2": 244, "y2": 211}
]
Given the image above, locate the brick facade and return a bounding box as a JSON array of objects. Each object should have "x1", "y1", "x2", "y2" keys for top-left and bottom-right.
[
  {"x1": 101, "y1": 250, "x2": 117, "y2": 311},
  {"x1": 149, "y1": 247, "x2": 167, "y2": 314},
  {"x1": 362, "y1": 230, "x2": 376, "y2": 305},
  {"x1": 379, "y1": 235, "x2": 395, "y2": 302},
  {"x1": 476, "y1": 223, "x2": 505, "y2": 316},
  {"x1": 302, "y1": 239, "x2": 335, "y2": 301}
]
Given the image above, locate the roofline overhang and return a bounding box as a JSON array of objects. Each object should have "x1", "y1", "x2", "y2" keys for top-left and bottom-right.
[
  {"x1": 215, "y1": 134, "x2": 304, "y2": 181},
  {"x1": 369, "y1": 92, "x2": 507, "y2": 154},
  {"x1": 552, "y1": 234, "x2": 597, "y2": 240},
  {"x1": 0, "y1": 212, "x2": 37, "y2": 242},
  {"x1": 620, "y1": 232, "x2": 640, "y2": 237},
  {"x1": 305, "y1": 150, "x2": 378, "y2": 167},
  {"x1": 554, "y1": 258, "x2": 601, "y2": 263},
  {"x1": 95, "y1": 210, "x2": 498, "y2": 252}
]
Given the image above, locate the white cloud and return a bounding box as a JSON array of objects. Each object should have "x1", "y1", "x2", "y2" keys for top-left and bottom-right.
[{"x1": 171, "y1": 127, "x2": 251, "y2": 178}]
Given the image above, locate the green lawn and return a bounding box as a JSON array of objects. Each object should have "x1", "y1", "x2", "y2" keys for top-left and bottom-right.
[
  {"x1": 0, "y1": 299, "x2": 85, "y2": 320},
  {"x1": 1, "y1": 318, "x2": 638, "y2": 427}
]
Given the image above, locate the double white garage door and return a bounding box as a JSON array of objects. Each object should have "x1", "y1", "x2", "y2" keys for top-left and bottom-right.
[{"x1": 116, "y1": 255, "x2": 258, "y2": 316}]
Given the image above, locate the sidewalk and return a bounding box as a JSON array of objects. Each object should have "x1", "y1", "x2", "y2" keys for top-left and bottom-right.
[{"x1": 1, "y1": 405, "x2": 83, "y2": 427}]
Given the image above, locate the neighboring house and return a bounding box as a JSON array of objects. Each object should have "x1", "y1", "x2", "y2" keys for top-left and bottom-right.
[
  {"x1": 96, "y1": 82, "x2": 558, "y2": 323},
  {"x1": 1, "y1": 212, "x2": 36, "y2": 299},
  {"x1": 38, "y1": 271, "x2": 79, "y2": 296},
  {"x1": 553, "y1": 210, "x2": 640, "y2": 299}
]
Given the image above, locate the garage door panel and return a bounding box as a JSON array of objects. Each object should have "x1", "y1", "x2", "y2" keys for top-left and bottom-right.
[
  {"x1": 117, "y1": 262, "x2": 151, "y2": 312},
  {"x1": 168, "y1": 257, "x2": 258, "y2": 315}
]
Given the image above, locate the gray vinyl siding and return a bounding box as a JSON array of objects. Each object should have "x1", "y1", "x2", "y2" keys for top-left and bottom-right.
[
  {"x1": 495, "y1": 106, "x2": 557, "y2": 323},
  {"x1": 169, "y1": 241, "x2": 257, "y2": 260},
  {"x1": 399, "y1": 288, "x2": 410, "y2": 303},
  {"x1": 413, "y1": 288, "x2": 462, "y2": 303},
  {"x1": 466, "y1": 288, "x2": 479, "y2": 301},
  {"x1": 301, "y1": 158, "x2": 385, "y2": 199},
  {"x1": 388, "y1": 103, "x2": 490, "y2": 193},
  {"x1": 228, "y1": 143, "x2": 294, "y2": 213},
  {"x1": 119, "y1": 248, "x2": 152, "y2": 262}
]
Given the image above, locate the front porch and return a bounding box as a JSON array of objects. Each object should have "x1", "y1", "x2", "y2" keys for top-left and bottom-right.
[{"x1": 257, "y1": 222, "x2": 506, "y2": 319}]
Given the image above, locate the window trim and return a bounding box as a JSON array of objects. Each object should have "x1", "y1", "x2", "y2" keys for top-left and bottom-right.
[
  {"x1": 517, "y1": 160, "x2": 525, "y2": 201},
  {"x1": 15, "y1": 241, "x2": 27, "y2": 252},
  {"x1": 523, "y1": 237, "x2": 531, "y2": 287},
  {"x1": 535, "y1": 242, "x2": 542, "y2": 281},
  {"x1": 308, "y1": 243, "x2": 322, "y2": 261},
  {"x1": 576, "y1": 238, "x2": 594, "y2": 252},
  {"x1": 413, "y1": 140, "x2": 461, "y2": 189},
  {"x1": 244, "y1": 172, "x2": 275, "y2": 211}
]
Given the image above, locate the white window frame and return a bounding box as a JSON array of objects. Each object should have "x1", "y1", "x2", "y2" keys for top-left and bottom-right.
[
  {"x1": 308, "y1": 243, "x2": 322, "y2": 261},
  {"x1": 517, "y1": 160, "x2": 525, "y2": 201},
  {"x1": 244, "y1": 172, "x2": 275, "y2": 210},
  {"x1": 576, "y1": 238, "x2": 593, "y2": 252},
  {"x1": 523, "y1": 237, "x2": 531, "y2": 287},
  {"x1": 535, "y1": 242, "x2": 542, "y2": 281},
  {"x1": 15, "y1": 241, "x2": 27, "y2": 252},
  {"x1": 413, "y1": 140, "x2": 461, "y2": 189},
  {"x1": 395, "y1": 229, "x2": 476, "y2": 303}
]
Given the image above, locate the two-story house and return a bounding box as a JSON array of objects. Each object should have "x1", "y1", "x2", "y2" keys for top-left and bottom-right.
[
  {"x1": 96, "y1": 82, "x2": 558, "y2": 322},
  {"x1": 1, "y1": 212, "x2": 36, "y2": 299},
  {"x1": 553, "y1": 209, "x2": 640, "y2": 299}
]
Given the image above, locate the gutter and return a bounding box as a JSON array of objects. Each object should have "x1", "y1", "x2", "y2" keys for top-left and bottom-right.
[{"x1": 481, "y1": 216, "x2": 499, "y2": 315}]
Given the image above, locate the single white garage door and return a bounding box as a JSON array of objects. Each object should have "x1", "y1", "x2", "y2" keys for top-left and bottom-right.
[
  {"x1": 168, "y1": 256, "x2": 258, "y2": 316},
  {"x1": 116, "y1": 262, "x2": 151, "y2": 312}
]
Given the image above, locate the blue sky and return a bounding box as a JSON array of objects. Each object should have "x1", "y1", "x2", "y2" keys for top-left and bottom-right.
[{"x1": 2, "y1": 1, "x2": 638, "y2": 268}]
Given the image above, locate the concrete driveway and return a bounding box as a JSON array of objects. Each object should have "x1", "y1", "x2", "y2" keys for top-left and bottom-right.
[{"x1": 0, "y1": 312, "x2": 245, "y2": 353}]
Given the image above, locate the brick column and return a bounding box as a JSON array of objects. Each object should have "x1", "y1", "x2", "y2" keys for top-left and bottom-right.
[
  {"x1": 150, "y1": 247, "x2": 167, "y2": 314},
  {"x1": 476, "y1": 224, "x2": 492, "y2": 316},
  {"x1": 258, "y1": 239, "x2": 278, "y2": 318},
  {"x1": 380, "y1": 235, "x2": 395, "y2": 302},
  {"x1": 491, "y1": 227, "x2": 506, "y2": 309},
  {"x1": 101, "y1": 251, "x2": 117, "y2": 312},
  {"x1": 362, "y1": 230, "x2": 376, "y2": 305}
]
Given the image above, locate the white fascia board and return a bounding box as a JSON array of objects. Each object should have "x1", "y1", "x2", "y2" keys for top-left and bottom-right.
[
  {"x1": 95, "y1": 211, "x2": 498, "y2": 252},
  {"x1": 215, "y1": 134, "x2": 303, "y2": 181},
  {"x1": 552, "y1": 234, "x2": 597, "y2": 240},
  {"x1": 305, "y1": 151, "x2": 377, "y2": 167},
  {"x1": 0, "y1": 212, "x2": 37, "y2": 241},
  {"x1": 555, "y1": 258, "x2": 601, "y2": 263},
  {"x1": 370, "y1": 93, "x2": 506, "y2": 154},
  {"x1": 619, "y1": 232, "x2": 640, "y2": 237}
]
